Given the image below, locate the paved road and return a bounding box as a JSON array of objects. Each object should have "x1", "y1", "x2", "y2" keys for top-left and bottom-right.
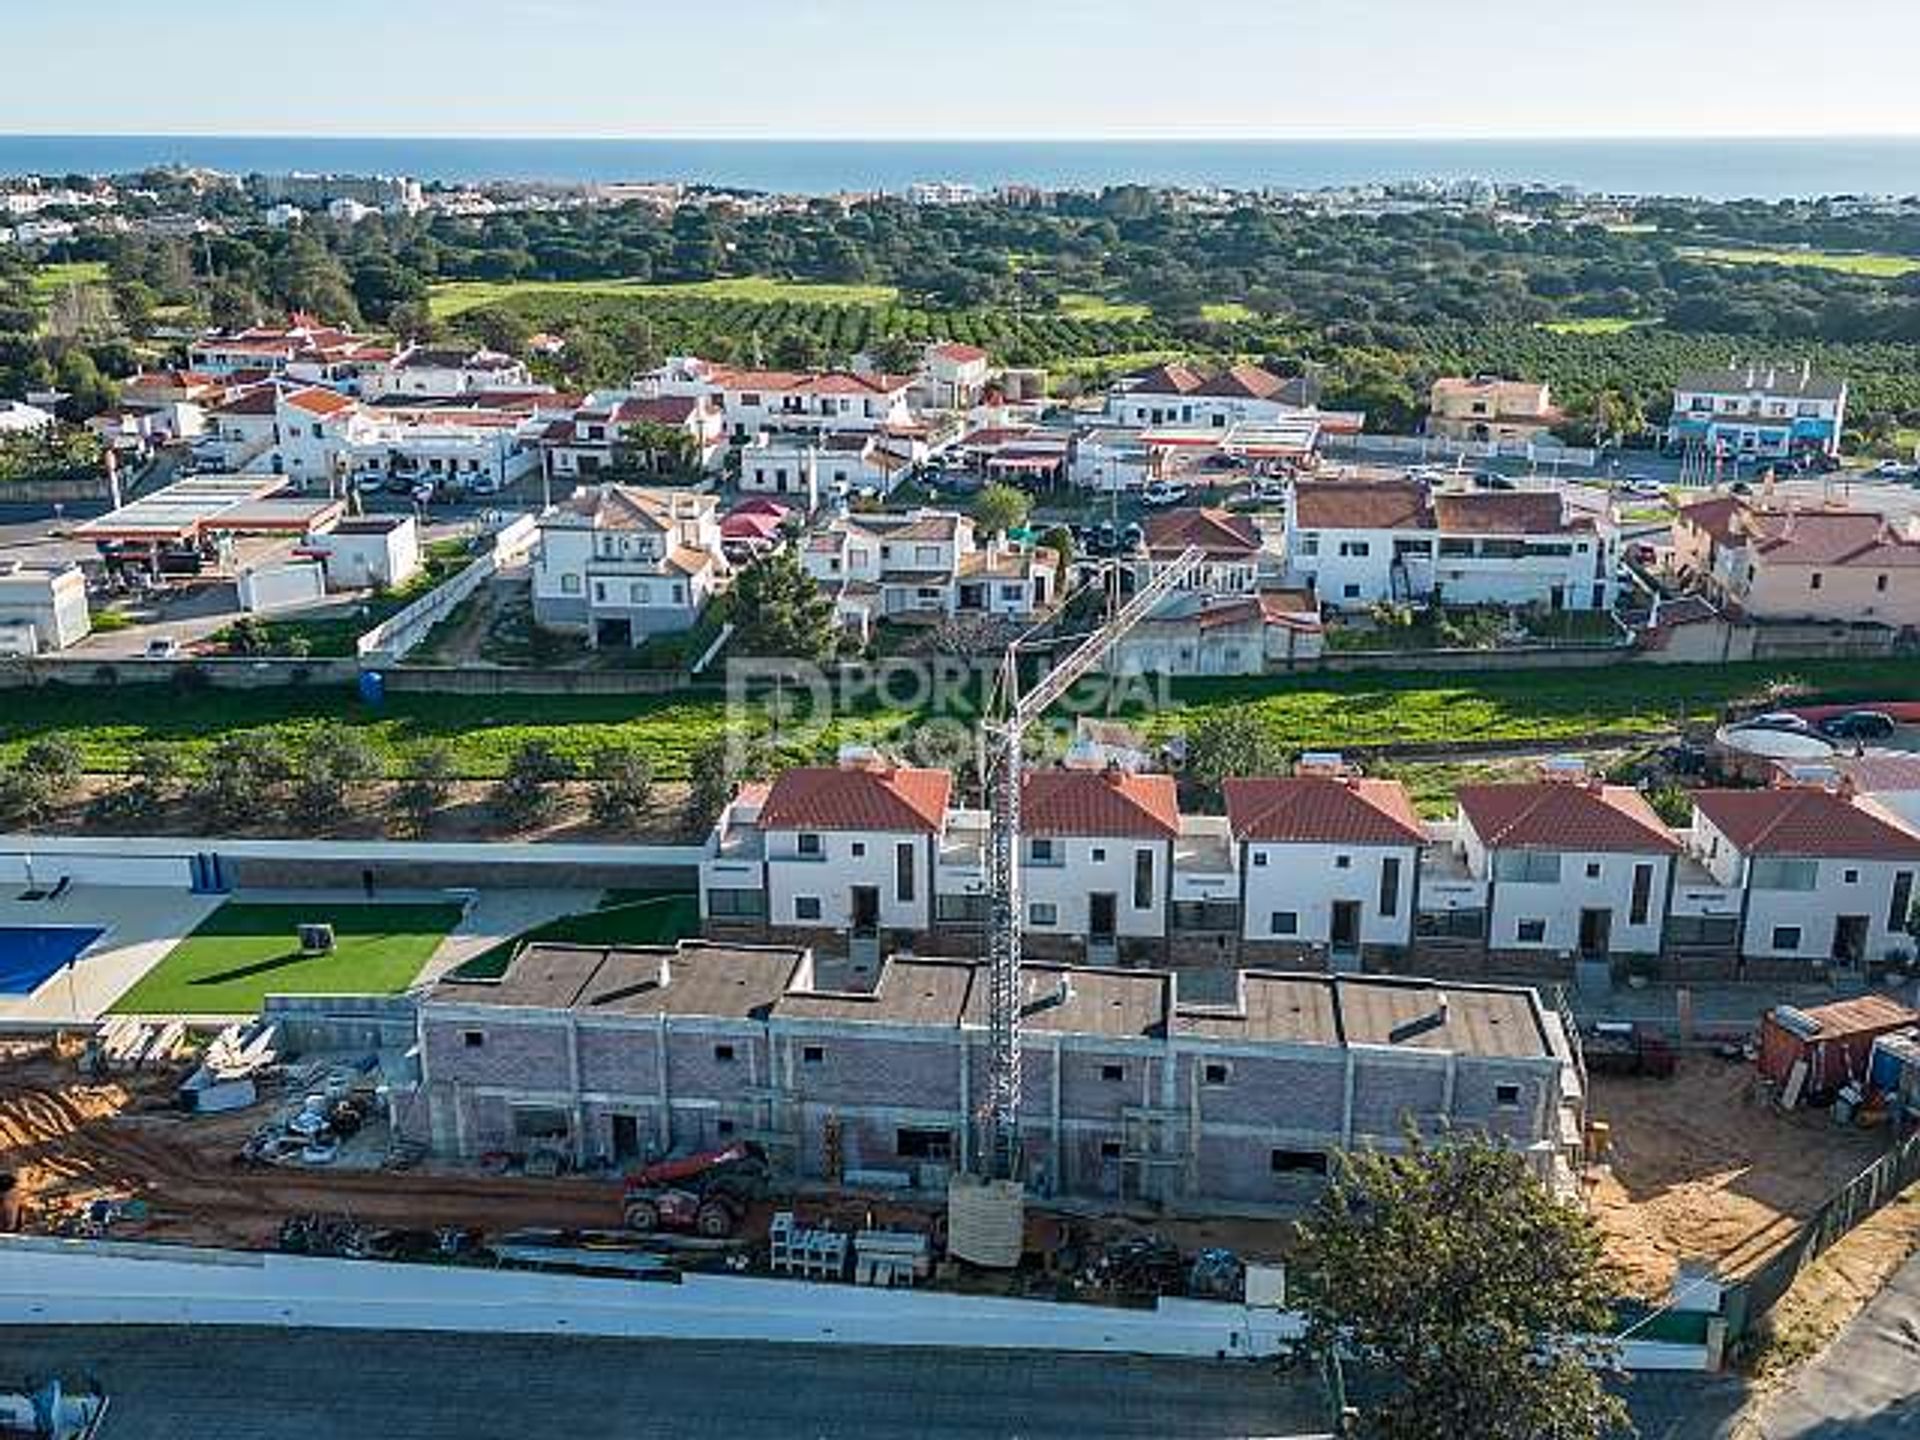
[
  {"x1": 0, "y1": 1327, "x2": 1324, "y2": 1439},
  {"x1": 1740, "y1": 1249, "x2": 1920, "y2": 1437}
]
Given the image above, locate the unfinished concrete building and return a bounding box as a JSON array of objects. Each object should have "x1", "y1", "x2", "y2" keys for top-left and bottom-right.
[{"x1": 413, "y1": 940, "x2": 1582, "y2": 1210}]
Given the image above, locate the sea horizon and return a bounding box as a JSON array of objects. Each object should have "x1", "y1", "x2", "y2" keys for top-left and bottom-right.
[{"x1": 5, "y1": 133, "x2": 1920, "y2": 201}]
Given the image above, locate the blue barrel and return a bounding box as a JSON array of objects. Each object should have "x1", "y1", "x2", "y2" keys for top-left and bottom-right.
[{"x1": 358, "y1": 670, "x2": 386, "y2": 708}]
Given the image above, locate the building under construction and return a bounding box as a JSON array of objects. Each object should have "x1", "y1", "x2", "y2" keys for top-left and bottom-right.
[{"x1": 411, "y1": 940, "x2": 1583, "y2": 1209}]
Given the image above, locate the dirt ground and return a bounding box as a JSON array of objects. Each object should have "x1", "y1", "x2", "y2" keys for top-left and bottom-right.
[{"x1": 1584, "y1": 1054, "x2": 1890, "y2": 1298}]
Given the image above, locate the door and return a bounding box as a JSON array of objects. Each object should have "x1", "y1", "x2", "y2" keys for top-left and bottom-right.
[
  {"x1": 611, "y1": 1114, "x2": 641, "y2": 1164},
  {"x1": 1834, "y1": 915, "x2": 1870, "y2": 965},
  {"x1": 851, "y1": 886, "x2": 880, "y2": 936},
  {"x1": 1089, "y1": 892, "x2": 1118, "y2": 939},
  {"x1": 1579, "y1": 907, "x2": 1613, "y2": 957},
  {"x1": 1331, "y1": 901, "x2": 1362, "y2": 955}
]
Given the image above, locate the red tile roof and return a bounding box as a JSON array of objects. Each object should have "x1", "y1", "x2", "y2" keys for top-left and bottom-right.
[
  {"x1": 613, "y1": 394, "x2": 704, "y2": 426},
  {"x1": 282, "y1": 387, "x2": 357, "y2": 418},
  {"x1": 1431, "y1": 491, "x2": 1585, "y2": 536},
  {"x1": 1291, "y1": 480, "x2": 1433, "y2": 532},
  {"x1": 1676, "y1": 494, "x2": 1745, "y2": 544},
  {"x1": 1193, "y1": 363, "x2": 1288, "y2": 400},
  {"x1": 705, "y1": 366, "x2": 911, "y2": 397},
  {"x1": 1691, "y1": 788, "x2": 1920, "y2": 860},
  {"x1": 1748, "y1": 510, "x2": 1920, "y2": 568},
  {"x1": 1128, "y1": 362, "x2": 1207, "y2": 396},
  {"x1": 1143, "y1": 507, "x2": 1263, "y2": 558},
  {"x1": 1457, "y1": 783, "x2": 1678, "y2": 853},
  {"x1": 1225, "y1": 776, "x2": 1425, "y2": 846},
  {"x1": 929, "y1": 341, "x2": 989, "y2": 364},
  {"x1": 758, "y1": 765, "x2": 951, "y2": 834},
  {"x1": 1022, "y1": 769, "x2": 1181, "y2": 840}
]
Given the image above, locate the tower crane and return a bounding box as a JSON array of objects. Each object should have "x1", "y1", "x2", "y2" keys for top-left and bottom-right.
[{"x1": 972, "y1": 544, "x2": 1209, "y2": 1181}]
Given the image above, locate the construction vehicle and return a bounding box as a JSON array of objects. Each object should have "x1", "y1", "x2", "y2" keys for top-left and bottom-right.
[
  {"x1": 1584, "y1": 1021, "x2": 1676, "y2": 1079},
  {"x1": 0, "y1": 1380, "x2": 108, "y2": 1440},
  {"x1": 620, "y1": 1142, "x2": 769, "y2": 1238}
]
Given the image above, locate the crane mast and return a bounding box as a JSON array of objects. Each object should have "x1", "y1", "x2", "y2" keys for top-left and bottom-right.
[{"x1": 974, "y1": 544, "x2": 1208, "y2": 1179}]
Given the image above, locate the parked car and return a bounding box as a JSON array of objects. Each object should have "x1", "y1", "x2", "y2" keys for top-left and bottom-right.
[
  {"x1": 1472, "y1": 470, "x2": 1516, "y2": 491},
  {"x1": 1868, "y1": 460, "x2": 1918, "y2": 480},
  {"x1": 143, "y1": 636, "x2": 180, "y2": 660},
  {"x1": 1120, "y1": 521, "x2": 1145, "y2": 553},
  {"x1": 1141, "y1": 480, "x2": 1190, "y2": 507},
  {"x1": 1818, "y1": 710, "x2": 1897, "y2": 742},
  {"x1": 1733, "y1": 711, "x2": 1814, "y2": 735}
]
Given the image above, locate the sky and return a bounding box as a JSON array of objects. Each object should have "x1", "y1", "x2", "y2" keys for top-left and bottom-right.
[{"x1": 7, "y1": 0, "x2": 1920, "y2": 140}]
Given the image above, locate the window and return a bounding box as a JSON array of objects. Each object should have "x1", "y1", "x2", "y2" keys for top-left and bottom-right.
[
  {"x1": 560, "y1": 574, "x2": 581, "y2": 594},
  {"x1": 936, "y1": 893, "x2": 989, "y2": 925},
  {"x1": 462, "y1": 1030, "x2": 484, "y2": 1049},
  {"x1": 593, "y1": 582, "x2": 607, "y2": 603},
  {"x1": 1270, "y1": 911, "x2": 1299, "y2": 936},
  {"x1": 802, "y1": 1045, "x2": 825, "y2": 1065},
  {"x1": 713, "y1": 1043, "x2": 736, "y2": 1063},
  {"x1": 797, "y1": 832, "x2": 822, "y2": 857},
  {"x1": 1030, "y1": 837, "x2": 1057, "y2": 864},
  {"x1": 705, "y1": 888, "x2": 766, "y2": 919},
  {"x1": 1517, "y1": 919, "x2": 1547, "y2": 944},
  {"x1": 850, "y1": 842, "x2": 865, "y2": 857},
  {"x1": 1494, "y1": 851, "x2": 1561, "y2": 884},
  {"x1": 1666, "y1": 915, "x2": 1738, "y2": 947},
  {"x1": 1203, "y1": 1062, "x2": 1231, "y2": 1087},
  {"x1": 1028, "y1": 901, "x2": 1057, "y2": 926},
  {"x1": 1091, "y1": 847, "x2": 1106, "y2": 862},
  {"x1": 1270, "y1": 1149, "x2": 1328, "y2": 1176},
  {"x1": 716, "y1": 1119, "x2": 736, "y2": 1137},
  {"x1": 1101, "y1": 1064, "x2": 1125, "y2": 1083},
  {"x1": 896, "y1": 842, "x2": 916, "y2": 904},
  {"x1": 1335, "y1": 854, "x2": 1352, "y2": 870},
  {"x1": 1495, "y1": 1083, "x2": 1522, "y2": 1109},
  {"x1": 1752, "y1": 858, "x2": 1818, "y2": 891},
  {"x1": 1379, "y1": 856, "x2": 1401, "y2": 919},
  {"x1": 1585, "y1": 862, "x2": 1602, "y2": 880},
  {"x1": 896, "y1": 1127, "x2": 952, "y2": 1161},
  {"x1": 794, "y1": 896, "x2": 823, "y2": 921},
  {"x1": 1100, "y1": 1140, "x2": 1123, "y2": 1160},
  {"x1": 1253, "y1": 851, "x2": 1268, "y2": 868},
  {"x1": 1338, "y1": 540, "x2": 1371, "y2": 558},
  {"x1": 1342, "y1": 583, "x2": 1361, "y2": 599},
  {"x1": 1772, "y1": 925, "x2": 1803, "y2": 952},
  {"x1": 1880, "y1": 575, "x2": 1890, "y2": 593},
  {"x1": 1297, "y1": 535, "x2": 1319, "y2": 557},
  {"x1": 1844, "y1": 868, "x2": 1860, "y2": 885},
  {"x1": 1418, "y1": 909, "x2": 1485, "y2": 940},
  {"x1": 1630, "y1": 863, "x2": 1653, "y2": 926},
  {"x1": 1133, "y1": 848, "x2": 1155, "y2": 910},
  {"x1": 1810, "y1": 572, "x2": 1823, "y2": 591}
]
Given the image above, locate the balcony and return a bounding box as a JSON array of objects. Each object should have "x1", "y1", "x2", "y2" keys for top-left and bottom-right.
[{"x1": 1173, "y1": 816, "x2": 1238, "y2": 904}]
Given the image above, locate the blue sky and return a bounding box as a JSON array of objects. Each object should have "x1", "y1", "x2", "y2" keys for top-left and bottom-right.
[{"x1": 8, "y1": 0, "x2": 1919, "y2": 139}]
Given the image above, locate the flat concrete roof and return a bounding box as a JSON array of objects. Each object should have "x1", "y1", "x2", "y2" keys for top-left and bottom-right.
[{"x1": 77, "y1": 473, "x2": 342, "y2": 542}]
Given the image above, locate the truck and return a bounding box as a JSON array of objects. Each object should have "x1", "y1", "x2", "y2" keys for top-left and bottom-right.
[
  {"x1": 1583, "y1": 1022, "x2": 1676, "y2": 1079},
  {"x1": 620, "y1": 1142, "x2": 769, "y2": 1238}
]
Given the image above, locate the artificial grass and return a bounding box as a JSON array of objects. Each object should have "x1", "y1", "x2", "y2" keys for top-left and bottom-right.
[
  {"x1": 110, "y1": 902, "x2": 462, "y2": 1015},
  {"x1": 452, "y1": 892, "x2": 701, "y2": 980}
]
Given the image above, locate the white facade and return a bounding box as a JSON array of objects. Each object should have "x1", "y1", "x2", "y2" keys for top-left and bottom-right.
[
  {"x1": 1240, "y1": 841, "x2": 1416, "y2": 950},
  {"x1": 765, "y1": 826, "x2": 932, "y2": 935},
  {"x1": 1482, "y1": 850, "x2": 1673, "y2": 959},
  {"x1": 0, "y1": 562, "x2": 90, "y2": 652},
  {"x1": 1071, "y1": 430, "x2": 1152, "y2": 492},
  {"x1": 642, "y1": 358, "x2": 916, "y2": 442},
  {"x1": 1018, "y1": 835, "x2": 1169, "y2": 944},
  {"x1": 302, "y1": 515, "x2": 423, "y2": 591},
  {"x1": 531, "y1": 486, "x2": 729, "y2": 647},
  {"x1": 364, "y1": 346, "x2": 532, "y2": 401}
]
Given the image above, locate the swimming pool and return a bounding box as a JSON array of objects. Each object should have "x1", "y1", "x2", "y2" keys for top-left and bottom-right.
[{"x1": 0, "y1": 926, "x2": 106, "y2": 996}]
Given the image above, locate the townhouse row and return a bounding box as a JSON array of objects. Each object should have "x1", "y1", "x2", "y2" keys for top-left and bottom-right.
[
  {"x1": 699, "y1": 755, "x2": 1920, "y2": 980},
  {"x1": 412, "y1": 937, "x2": 1579, "y2": 1209}
]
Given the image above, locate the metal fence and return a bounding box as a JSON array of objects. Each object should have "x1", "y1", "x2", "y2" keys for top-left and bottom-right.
[{"x1": 1722, "y1": 1125, "x2": 1920, "y2": 1339}]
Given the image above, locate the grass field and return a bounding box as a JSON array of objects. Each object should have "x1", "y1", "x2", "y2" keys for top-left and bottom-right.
[
  {"x1": 1540, "y1": 316, "x2": 1655, "y2": 335},
  {"x1": 28, "y1": 261, "x2": 109, "y2": 299},
  {"x1": 427, "y1": 276, "x2": 899, "y2": 319},
  {"x1": 110, "y1": 902, "x2": 462, "y2": 1015},
  {"x1": 452, "y1": 891, "x2": 701, "y2": 980},
  {"x1": 1200, "y1": 302, "x2": 1257, "y2": 324},
  {"x1": 1057, "y1": 292, "x2": 1151, "y2": 322},
  {"x1": 11, "y1": 657, "x2": 1917, "y2": 781},
  {"x1": 1677, "y1": 246, "x2": 1920, "y2": 278}
]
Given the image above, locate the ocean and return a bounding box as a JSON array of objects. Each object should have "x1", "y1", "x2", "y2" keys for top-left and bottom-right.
[{"x1": 3, "y1": 135, "x2": 1919, "y2": 201}]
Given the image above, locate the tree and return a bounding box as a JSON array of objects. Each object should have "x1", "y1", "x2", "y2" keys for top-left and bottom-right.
[
  {"x1": 588, "y1": 745, "x2": 657, "y2": 831},
  {"x1": 490, "y1": 739, "x2": 576, "y2": 831},
  {"x1": 191, "y1": 733, "x2": 294, "y2": 829},
  {"x1": 1184, "y1": 708, "x2": 1286, "y2": 799},
  {"x1": 91, "y1": 743, "x2": 183, "y2": 823},
  {"x1": 729, "y1": 548, "x2": 838, "y2": 662},
  {"x1": 1040, "y1": 524, "x2": 1075, "y2": 569},
  {"x1": 686, "y1": 733, "x2": 772, "y2": 832},
  {"x1": 971, "y1": 482, "x2": 1032, "y2": 538},
  {"x1": 392, "y1": 741, "x2": 456, "y2": 836},
  {"x1": 1293, "y1": 1131, "x2": 1628, "y2": 1440},
  {"x1": 294, "y1": 724, "x2": 382, "y2": 823}
]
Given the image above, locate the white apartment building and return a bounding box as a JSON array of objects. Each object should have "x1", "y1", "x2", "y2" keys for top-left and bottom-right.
[
  {"x1": 1665, "y1": 361, "x2": 1847, "y2": 462},
  {"x1": 739, "y1": 433, "x2": 914, "y2": 509},
  {"x1": 1011, "y1": 769, "x2": 1181, "y2": 965},
  {"x1": 364, "y1": 345, "x2": 532, "y2": 401},
  {"x1": 540, "y1": 394, "x2": 727, "y2": 484},
  {"x1": 801, "y1": 510, "x2": 1056, "y2": 628},
  {"x1": 641, "y1": 357, "x2": 917, "y2": 443},
  {"x1": 1286, "y1": 480, "x2": 1617, "y2": 612},
  {"x1": 1688, "y1": 786, "x2": 1920, "y2": 967},
  {"x1": 531, "y1": 485, "x2": 730, "y2": 648}
]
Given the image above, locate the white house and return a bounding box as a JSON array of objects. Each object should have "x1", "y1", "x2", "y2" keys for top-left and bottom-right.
[
  {"x1": 1008, "y1": 769, "x2": 1180, "y2": 966},
  {"x1": 188, "y1": 315, "x2": 390, "y2": 388},
  {"x1": 344, "y1": 404, "x2": 542, "y2": 495},
  {"x1": 801, "y1": 509, "x2": 1057, "y2": 628},
  {"x1": 641, "y1": 357, "x2": 917, "y2": 443},
  {"x1": 540, "y1": 394, "x2": 727, "y2": 485},
  {"x1": 203, "y1": 384, "x2": 284, "y2": 471},
  {"x1": 299, "y1": 514, "x2": 423, "y2": 592},
  {"x1": 1665, "y1": 360, "x2": 1847, "y2": 462},
  {"x1": 272, "y1": 386, "x2": 364, "y2": 489},
  {"x1": 0, "y1": 400, "x2": 54, "y2": 436},
  {"x1": 700, "y1": 759, "x2": 953, "y2": 946},
  {"x1": 919, "y1": 341, "x2": 993, "y2": 411},
  {"x1": 1224, "y1": 768, "x2": 1425, "y2": 968},
  {"x1": 365, "y1": 345, "x2": 532, "y2": 401},
  {"x1": 531, "y1": 485, "x2": 730, "y2": 648},
  {"x1": 0, "y1": 561, "x2": 90, "y2": 654},
  {"x1": 1286, "y1": 480, "x2": 1616, "y2": 612},
  {"x1": 1071, "y1": 428, "x2": 1153, "y2": 492},
  {"x1": 1687, "y1": 786, "x2": 1920, "y2": 968},
  {"x1": 1450, "y1": 774, "x2": 1678, "y2": 964},
  {"x1": 739, "y1": 433, "x2": 914, "y2": 509},
  {"x1": 1107, "y1": 362, "x2": 1318, "y2": 431},
  {"x1": 1105, "y1": 590, "x2": 1323, "y2": 676},
  {"x1": 1140, "y1": 508, "x2": 1279, "y2": 594}
]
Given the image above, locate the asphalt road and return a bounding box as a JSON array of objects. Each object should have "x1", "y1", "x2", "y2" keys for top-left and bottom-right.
[{"x1": 0, "y1": 1327, "x2": 1326, "y2": 1439}]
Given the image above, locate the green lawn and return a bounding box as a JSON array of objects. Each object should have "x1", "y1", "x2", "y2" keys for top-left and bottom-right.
[
  {"x1": 110, "y1": 902, "x2": 462, "y2": 1015},
  {"x1": 29, "y1": 261, "x2": 109, "y2": 299},
  {"x1": 1057, "y1": 292, "x2": 1151, "y2": 322},
  {"x1": 452, "y1": 891, "x2": 701, "y2": 980},
  {"x1": 1677, "y1": 246, "x2": 1920, "y2": 278},
  {"x1": 1200, "y1": 301, "x2": 1256, "y2": 324},
  {"x1": 427, "y1": 276, "x2": 899, "y2": 319},
  {"x1": 1539, "y1": 316, "x2": 1656, "y2": 335}
]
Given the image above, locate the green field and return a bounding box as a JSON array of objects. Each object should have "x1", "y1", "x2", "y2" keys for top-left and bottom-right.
[
  {"x1": 28, "y1": 261, "x2": 109, "y2": 299},
  {"x1": 428, "y1": 276, "x2": 900, "y2": 319},
  {"x1": 453, "y1": 891, "x2": 700, "y2": 980},
  {"x1": 1539, "y1": 316, "x2": 1655, "y2": 335},
  {"x1": 1058, "y1": 293, "x2": 1151, "y2": 322},
  {"x1": 110, "y1": 902, "x2": 462, "y2": 1015},
  {"x1": 1677, "y1": 246, "x2": 1920, "y2": 278},
  {"x1": 11, "y1": 657, "x2": 1919, "y2": 782},
  {"x1": 1200, "y1": 302, "x2": 1257, "y2": 324}
]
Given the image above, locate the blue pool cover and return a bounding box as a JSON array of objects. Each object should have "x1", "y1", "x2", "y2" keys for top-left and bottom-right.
[{"x1": 0, "y1": 926, "x2": 106, "y2": 996}]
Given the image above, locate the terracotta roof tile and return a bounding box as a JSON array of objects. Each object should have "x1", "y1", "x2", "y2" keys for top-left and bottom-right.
[
  {"x1": 1142, "y1": 507, "x2": 1262, "y2": 558},
  {"x1": 1457, "y1": 782, "x2": 1678, "y2": 853},
  {"x1": 1431, "y1": 491, "x2": 1582, "y2": 536},
  {"x1": 1224, "y1": 776, "x2": 1425, "y2": 846},
  {"x1": 757, "y1": 765, "x2": 952, "y2": 833},
  {"x1": 1291, "y1": 480, "x2": 1432, "y2": 532},
  {"x1": 1022, "y1": 769, "x2": 1180, "y2": 840},
  {"x1": 1691, "y1": 788, "x2": 1920, "y2": 859}
]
